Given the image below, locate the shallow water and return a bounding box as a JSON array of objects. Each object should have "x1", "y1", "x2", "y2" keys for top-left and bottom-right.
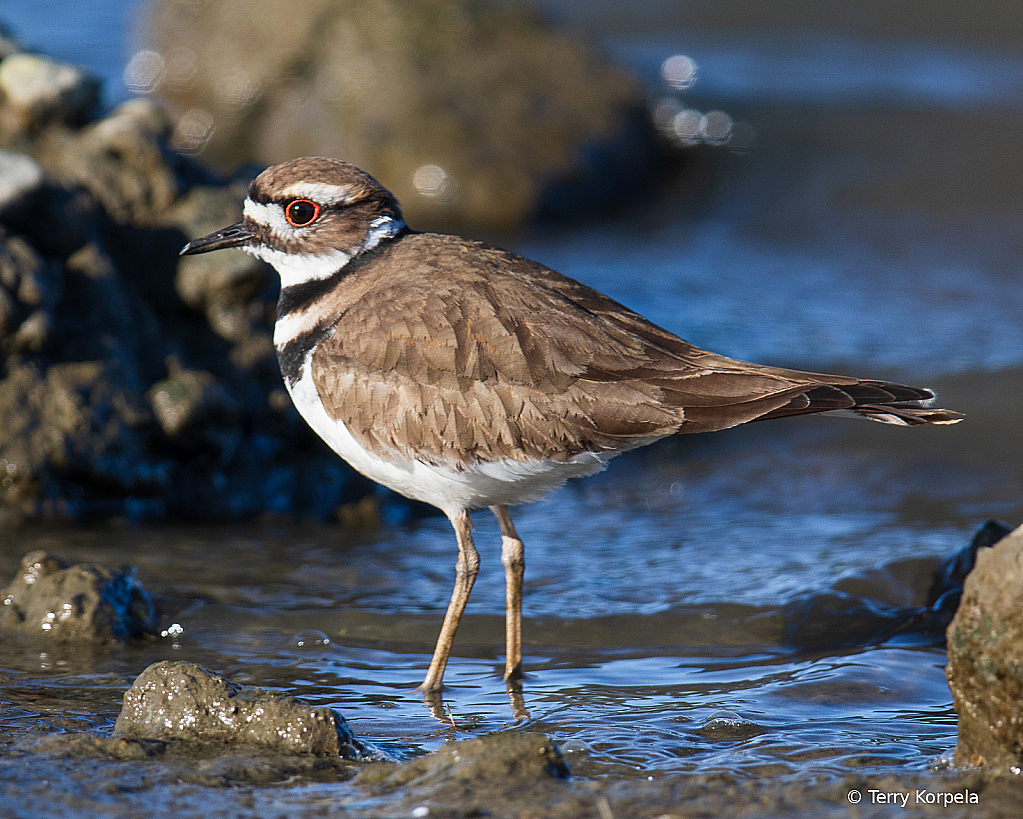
[{"x1": 2, "y1": 0, "x2": 1023, "y2": 806}]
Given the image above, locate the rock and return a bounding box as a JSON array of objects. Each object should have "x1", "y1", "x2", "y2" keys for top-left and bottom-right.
[
  {"x1": 0, "y1": 53, "x2": 100, "y2": 131},
  {"x1": 946, "y1": 524, "x2": 1023, "y2": 769},
  {"x1": 147, "y1": 359, "x2": 238, "y2": 439},
  {"x1": 781, "y1": 520, "x2": 1010, "y2": 651},
  {"x1": 356, "y1": 732, "x2": 569, "y2": 811},
  {"x1": 0, "y1": 39, "x2": 423, "y2": 526},
  {"x1": 22, "y1": 734, "x2": 168, "y2": 761},
  {"x1": 0, "y1": 149, "x2": 45, "y2": 213},
  {"x1": 0, "y1": 550, "x2": 158, "y2": 641},
  {"x1": 0, "y1": 234, "x2": 62, "y2": 351},
  {"x1": 0, "y1": 134, "x2": 370, "y2": 524},
  {"x1": 353, "y1": 732, "x2": 577, "y2": 819},
  {"x1": 930, "y1": 519, "x2": 1015, "y2": 610},
  {"x1": 0, "y1": 360, "x2": 167, "y2": 518},
  {"x1": 36, "y1": 99, "x2": 184, "y2": 225},
  {"x1": 0, "y1": 234, "x2": 52, "y2": 342},
  {"x1": 144, "y1": 0, "x2": 662, "y2": 230},
  {"x1": 114, "y1": 661, "x2": 381, "y2": 759}
]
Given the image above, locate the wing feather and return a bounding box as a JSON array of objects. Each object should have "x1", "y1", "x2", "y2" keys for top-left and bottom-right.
[{"x1": 307, "y1": 234, "x2": 960, "y2": 468}]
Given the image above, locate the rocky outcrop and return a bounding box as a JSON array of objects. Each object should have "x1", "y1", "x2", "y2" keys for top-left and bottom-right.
[
  {"x1": 144, "y1": 0, "x2": 664, "y2": 230},
  {"x1": 0, "y1": 38, "x2": 374, "y2": 525},
  {"x1": 946, "y1": 524, "x2": 1023, "y2": 769}
]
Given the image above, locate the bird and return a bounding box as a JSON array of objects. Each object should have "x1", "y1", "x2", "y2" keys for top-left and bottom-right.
[{"x1": 180, "y1": 157, "x2": 962, "y2": 694}]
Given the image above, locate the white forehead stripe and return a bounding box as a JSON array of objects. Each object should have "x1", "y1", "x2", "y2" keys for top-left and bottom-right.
[
  {"x1": 243, "y1": 198, "x2": 292, "y2": 238},
  {"x1": 278, "y1": 181, "x2": 358, "y2": 206}
]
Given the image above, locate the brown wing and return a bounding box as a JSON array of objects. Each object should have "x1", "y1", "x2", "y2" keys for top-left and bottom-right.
[{"x1": 310, "y1": 234, "x2": 960, "y2": 469}]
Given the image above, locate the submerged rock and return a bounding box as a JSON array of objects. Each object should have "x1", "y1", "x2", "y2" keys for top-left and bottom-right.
[
  {"x1": 114, "y1": 661, "x2": 382, "y2": 759},
  {"x1": 946, "y1": 523, "x2": 1023, "y2": 769},
  {"x1": 145, "y1": 0, "x2": 663, "y2": 230},
  {"x1": 0, "y1": 550, "x2": 157, "y2": 641}
]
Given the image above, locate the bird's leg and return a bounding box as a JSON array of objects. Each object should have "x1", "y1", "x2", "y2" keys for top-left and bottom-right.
[
  {"x1": 420, "y1": 512, "x2": 479, "y2": 693},
  {"x1": 491, "y1": 505, "x2": 525, "y2": 682}
]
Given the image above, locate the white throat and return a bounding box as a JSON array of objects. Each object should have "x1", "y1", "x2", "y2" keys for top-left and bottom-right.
[{"x1": 245, "y1": 244, "x2": 352, "y2": 287}]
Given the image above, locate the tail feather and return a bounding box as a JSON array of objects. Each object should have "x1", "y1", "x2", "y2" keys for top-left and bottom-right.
[
  {"x1": 755, "y1": 381, "x2": 963, "y2": 426},
  {"x1": 847, "y1": 403, "x2": 964, "y2": 426}
]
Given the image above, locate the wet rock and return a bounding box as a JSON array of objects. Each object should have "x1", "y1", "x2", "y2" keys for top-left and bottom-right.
[
  {"x1": 145, "y1": 0, "x2": 662, "y2": 230},
  {"x1": 0, "y1": 53, "x2": 100, "y2": 132},
  {"x1": 14, "y1": 732, "x2": 360, "y2": 791},
  {"x1": 356, "y1": 732, "x2": 569, "y2": 812},
  {"x1": 946, "y1": 523, "x2": 1023, "y2": 769},
  {"x1": 114, "y1": 661, "x2": 381, "y2": 759},
  {"x1": 930, "y1": 519, "x2": 1015, "y2": 611},
  {"x1": 175, "y1": 751, "x2": 361, "y2": 787},
  {"x1": 0, "y1": 360, "x2": 167, "y2": 517},
  {"x1": 696, "y1": 710, "x2": 768, "y2": 741},
  {"x1": 0, "y1": 550, "x2": 158, "y2": 641},
  {"x1": 0, "y1": 239, "x2": 64, "y2": 357},
  {"x1": 782, "y1": 520, "x2": 1010, "y2": 651}
]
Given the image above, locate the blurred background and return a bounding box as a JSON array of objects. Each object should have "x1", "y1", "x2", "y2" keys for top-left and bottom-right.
[{"x1": 0, "y1": 0, "x2": 1022, "y2": 795}]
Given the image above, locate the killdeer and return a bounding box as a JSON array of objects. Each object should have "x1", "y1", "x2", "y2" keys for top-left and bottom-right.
[{"x1": 181, "y1": 157, "x2": 962, "y2": 693}]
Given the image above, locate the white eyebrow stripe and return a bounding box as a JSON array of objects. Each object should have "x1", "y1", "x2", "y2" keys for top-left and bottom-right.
[{"x1": 278, "y1": 182, "x2": 359, "y2": 205}]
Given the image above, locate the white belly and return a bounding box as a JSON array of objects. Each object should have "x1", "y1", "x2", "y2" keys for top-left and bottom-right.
[{"x1": 284, "y1": 356, "x2": 617, "y2": 517}]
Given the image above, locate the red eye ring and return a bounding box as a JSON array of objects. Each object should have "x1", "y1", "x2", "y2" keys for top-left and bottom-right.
[{"x1": 285, "y1": 199, "x2": 321, "y2": 227}]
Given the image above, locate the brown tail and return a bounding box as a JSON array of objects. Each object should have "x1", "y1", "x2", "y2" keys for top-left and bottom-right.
[{"x1": 757, "y1": 381, "x2": 963, "y2": 426}]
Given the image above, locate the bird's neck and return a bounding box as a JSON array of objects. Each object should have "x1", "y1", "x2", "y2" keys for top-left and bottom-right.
[{"x1": 270, "y1": 222, "x2": 408, "y2": 386}]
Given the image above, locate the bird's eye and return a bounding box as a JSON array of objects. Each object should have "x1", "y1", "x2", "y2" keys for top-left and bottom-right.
[{"x1": 285, "y1": 199, "x2": 320, "y2": 227}]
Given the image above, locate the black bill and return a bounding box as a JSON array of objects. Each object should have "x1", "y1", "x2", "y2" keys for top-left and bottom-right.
[{"x1": 180, "y1": 221, "x2": 256, "y2": 256}]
